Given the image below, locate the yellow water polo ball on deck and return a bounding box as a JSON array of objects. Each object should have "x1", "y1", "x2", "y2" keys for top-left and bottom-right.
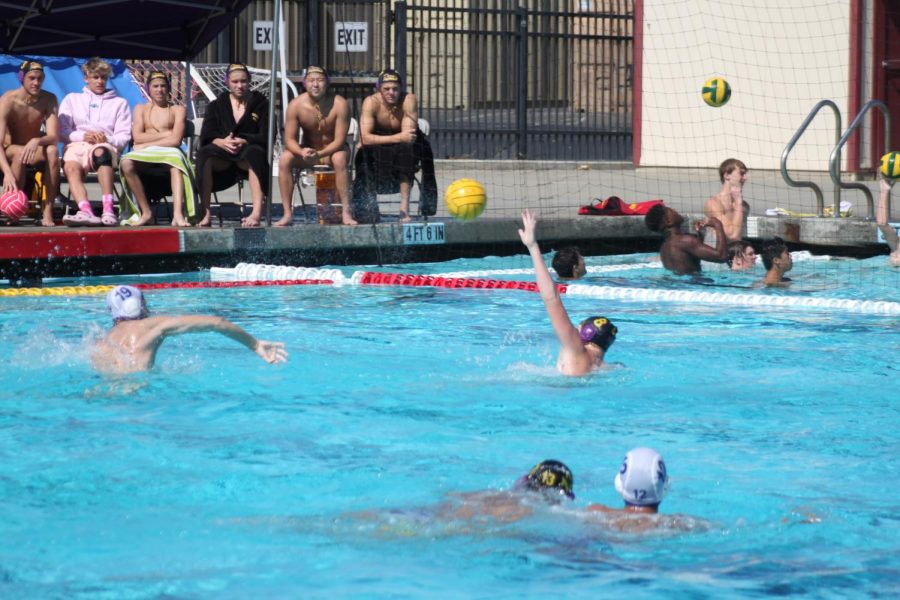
[
  {"x1": 702, "y1": 77, "x2": 731, "y2": 107},
  {"x1": 881, "y1": 151, "x2": 900, "y2": 180},
  {"x1": 445, "y1": 178, "x2": 487, "y2": 221}
]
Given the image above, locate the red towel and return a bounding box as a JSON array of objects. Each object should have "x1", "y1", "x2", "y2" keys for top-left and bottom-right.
[{"x1": 578, "y1": 197, "x2": 664, "y2": 216}]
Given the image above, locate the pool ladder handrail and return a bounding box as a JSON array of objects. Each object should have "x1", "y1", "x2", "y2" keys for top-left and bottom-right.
[
  {"x1": 780, "y1": 100, "x2": 841, "y2": 218},
  {"x1": 829, "y1": 99, "x2": 891, "y2": 221}
]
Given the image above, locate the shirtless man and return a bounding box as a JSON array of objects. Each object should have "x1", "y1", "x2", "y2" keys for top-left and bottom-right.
[
  {"x1": 760, "y1": 236, "x2": 793, "y2": 287},
  {"x1": 92, "y1": 285, "x2": 288, "y2": 374},
  {"x1": 276, "y1": 66, "x2": 356, "y2": 226},
  {"x1": 358, "y1": 69, "x2": 419, "y2": 222},
  {"x1": 705, "y1": 158, "x2": 749, "y2": 242},
  {"x1": 0, "y1": 60, "x2": 60, "y2": 226},
  {"x1": 586, "y1": 447, "x2": 703, "y2": 533},
  {"x1": 644, "y1": 204, "x2": 728, "y2": 275},
  {"x1": 119, "y1": 72, "x2": 188, "y2": 226},
  {"x1": 519, "y1": 209, "x2": 617, "y2": 376}
]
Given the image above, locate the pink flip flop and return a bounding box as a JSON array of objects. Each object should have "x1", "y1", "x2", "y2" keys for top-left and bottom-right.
[{"x1": 62, "y1": 210, "x2": 102, "y2": 227}]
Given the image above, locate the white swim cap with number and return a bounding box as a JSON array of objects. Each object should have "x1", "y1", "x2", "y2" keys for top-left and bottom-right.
[
  {"x1": 614, "y1": 447, "x2": 668, "y2": 506},
  {"x1": 106, "y1": 285, "x2": 145, "y2": 321}
]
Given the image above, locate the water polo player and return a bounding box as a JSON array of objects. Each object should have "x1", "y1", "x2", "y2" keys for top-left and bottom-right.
[
  {"x1": 92, "y1": 285, "x2": 288, "y2": 373},
  {"x1": 518, "y1": 209, "x2": 617, "y2": 376}
]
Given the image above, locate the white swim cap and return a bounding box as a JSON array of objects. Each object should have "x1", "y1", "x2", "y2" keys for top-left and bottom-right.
[
  {"x1": 106, "y1": 285, "x2": 146, "y2": 321},
  {"x1": 614, "y1": 447, "x2": 668, "y2": 506}
]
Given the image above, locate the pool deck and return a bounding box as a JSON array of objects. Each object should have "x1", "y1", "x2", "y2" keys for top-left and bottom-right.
[{"x1": 1, "y1": 162, "x2": 895, "y2": 282}]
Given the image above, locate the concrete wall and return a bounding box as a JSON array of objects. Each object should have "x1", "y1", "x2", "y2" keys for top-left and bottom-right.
[{"x1": 640, "y1": 0, "x2": 850, "y2": 171}]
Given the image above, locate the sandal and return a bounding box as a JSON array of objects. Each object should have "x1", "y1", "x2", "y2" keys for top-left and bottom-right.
[
  {"x1": 62, "y1": 210, "x2": 102, "y2": 227},
  {"x1": 101, "y1": 211, "x2": 118, "y2": 226}
]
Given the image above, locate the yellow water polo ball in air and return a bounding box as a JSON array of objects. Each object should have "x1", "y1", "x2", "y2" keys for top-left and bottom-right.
[
  {"x1": 445, "y1": 178, "x2": 487, "y2": 221},
  {"x1": 702, "y1": 77, "x2": 731, "y2": 107},
  {"x1": 880, "y1": 151, "x2": 900, "y2": 180}
]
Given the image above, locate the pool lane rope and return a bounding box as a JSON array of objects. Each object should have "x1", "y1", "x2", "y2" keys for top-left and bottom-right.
[
  {"x1": 0, "y1": 279, "x2": 333, "y2": 297},
  {"x1": 3, "y1": 262, "x2": 899, "y2": 315}
]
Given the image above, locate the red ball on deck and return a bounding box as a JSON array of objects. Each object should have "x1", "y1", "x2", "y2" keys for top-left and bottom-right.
[{"x1": 0, "y1": 189, "x2": 28, "y2": 223}]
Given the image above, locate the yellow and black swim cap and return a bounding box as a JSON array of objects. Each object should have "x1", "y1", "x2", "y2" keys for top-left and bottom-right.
[
  {"x1": 377, "y1": 68, "x2": 402, "y2": 89},
  {"x1": 514, "y1": 459, "x2": 575, "y2": 500}
]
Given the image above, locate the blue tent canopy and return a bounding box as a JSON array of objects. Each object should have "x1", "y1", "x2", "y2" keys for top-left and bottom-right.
[{"x1": 0, "y1": 54, "x2": 145, "y2": 110}]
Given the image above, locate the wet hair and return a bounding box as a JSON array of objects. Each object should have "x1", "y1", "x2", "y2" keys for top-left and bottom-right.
[
  {"x1": 644, "y1": 203, "x2": 667, "y2": 233},
  {"x1": 552, "y1": 246, "x2": 583, "y2": 279},
  {"x1": 761, "y1": 236, "x2": 788, "y2": 270},
  {"x1": 726, "y1": 241, "x2": 745, "y2": 268},
  {"x1": 82, "y1": 57, "x2": 112, "y2": 78},
  {"x1": 719, "y1": 158, "x2": 747, "y2": 183}
]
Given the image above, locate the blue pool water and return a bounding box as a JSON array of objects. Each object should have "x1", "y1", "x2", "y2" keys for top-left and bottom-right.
[{"x1": 1, "y1": 253, "x2": 898, "y2": 598}]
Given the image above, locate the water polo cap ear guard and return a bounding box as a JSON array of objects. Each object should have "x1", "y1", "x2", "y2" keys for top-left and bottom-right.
[
  {"x1": 514, "y1": 460, "x2": 575, "y2": 500},
  {"x1": 579, "y1": 316, "x2": 617, "y2": 351},
  {"x1": 18, "y1": 60, "x2": 43, "y2": 84},
  {"x1": 376, "y1": 69, "x2": 402, "y2": 91}
]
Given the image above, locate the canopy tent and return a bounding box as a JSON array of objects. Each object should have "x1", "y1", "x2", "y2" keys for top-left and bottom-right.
[
  {"x1": 0, "y1": 0, "x2": 253, "y2": 60},
  {"x1": 0, "y1": 54, "x2": 144, "y2": 108}
]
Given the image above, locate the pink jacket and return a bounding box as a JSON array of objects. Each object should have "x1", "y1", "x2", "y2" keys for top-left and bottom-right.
[{"x1": 59, "y1": 87, "x2": 132, "y2": 151}]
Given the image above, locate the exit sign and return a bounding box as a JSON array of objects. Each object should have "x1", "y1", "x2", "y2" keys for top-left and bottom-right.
[{"x1": 335, "y1": 21, "x2": 368, "y2": 52}]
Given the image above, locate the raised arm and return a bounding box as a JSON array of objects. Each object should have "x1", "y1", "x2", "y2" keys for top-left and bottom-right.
[
  {"x1": 149, "y1": 315, "x2": 288, "y2": 364},
  {"x1": 517, "y1": 210, "x2": 585, "y2": 353},
  {"x1": 704, "y1": 195, "x2": 744, "y2": 241},
  {"x1": 685, "y1": 217, "x2": 729, "y2": 263},
  {"x1": 877, "y1": 173, "x2": 893, "y2": 226}
]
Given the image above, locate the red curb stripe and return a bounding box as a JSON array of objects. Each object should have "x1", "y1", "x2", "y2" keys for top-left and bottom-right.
[{"x1": 0, "y1": 229, "x2": 181, "y2": 260}]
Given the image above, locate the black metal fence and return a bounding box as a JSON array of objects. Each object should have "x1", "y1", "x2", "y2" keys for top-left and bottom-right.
[
  {"x1": 396, "y1": 1, "x2": 634, "y2": 161},
  {"x1": 197, "y1": 0, "x2": 634, "y2": 162}
]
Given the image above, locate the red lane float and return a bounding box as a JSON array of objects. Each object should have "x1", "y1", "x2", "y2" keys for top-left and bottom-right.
[{"x1": 357, "y1": 271, "x2": 566, "y2": 294}]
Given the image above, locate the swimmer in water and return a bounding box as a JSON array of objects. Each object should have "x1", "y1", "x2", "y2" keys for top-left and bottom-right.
[
  {"x1": 518, "y1": 209, "x2": 616, "y2": 376},
  {"x1": 348, "y1": 459, "x2": 577, "y2": 534},
  {"x1": 552, "y1": 246, "x2": 586, "y2": 281},
  {"x1": 585, "y1": 447, "x2": 703, "y2": 533},
  {"x1": 760, "y1": 236, "x2": 793, "y2": 287},
  {"x1": 644, "y1": 204, "x2": 728, "y2": 275},
  {"x1": 726, "y1": 240, "x2": 758, "y2": 271},
  {"x1": 92, "y1": 285, "x2": 288, "y2": 374}
]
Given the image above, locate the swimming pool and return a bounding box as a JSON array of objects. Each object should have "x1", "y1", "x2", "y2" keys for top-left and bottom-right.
[{"x1": 1, "y1": 253, "x2": 898, "y2": 597}]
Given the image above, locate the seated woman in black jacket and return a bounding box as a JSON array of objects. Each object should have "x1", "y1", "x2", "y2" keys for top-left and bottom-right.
[{"x1": 195, "y1": 63, "x2": 269, "y2": 227}]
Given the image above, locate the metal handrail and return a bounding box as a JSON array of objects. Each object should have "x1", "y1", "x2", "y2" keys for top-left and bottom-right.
[
  {"x1": 780, "y1": 100, "x2": 841, "y2": 217},
  {"x1": 829, "y1": 100, "x2": 892, "y2": 220}
]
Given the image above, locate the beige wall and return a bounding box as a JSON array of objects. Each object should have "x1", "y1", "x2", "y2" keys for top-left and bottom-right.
[{"x1": 640, "y1": 0, "x2": 850, "y2": 170}]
